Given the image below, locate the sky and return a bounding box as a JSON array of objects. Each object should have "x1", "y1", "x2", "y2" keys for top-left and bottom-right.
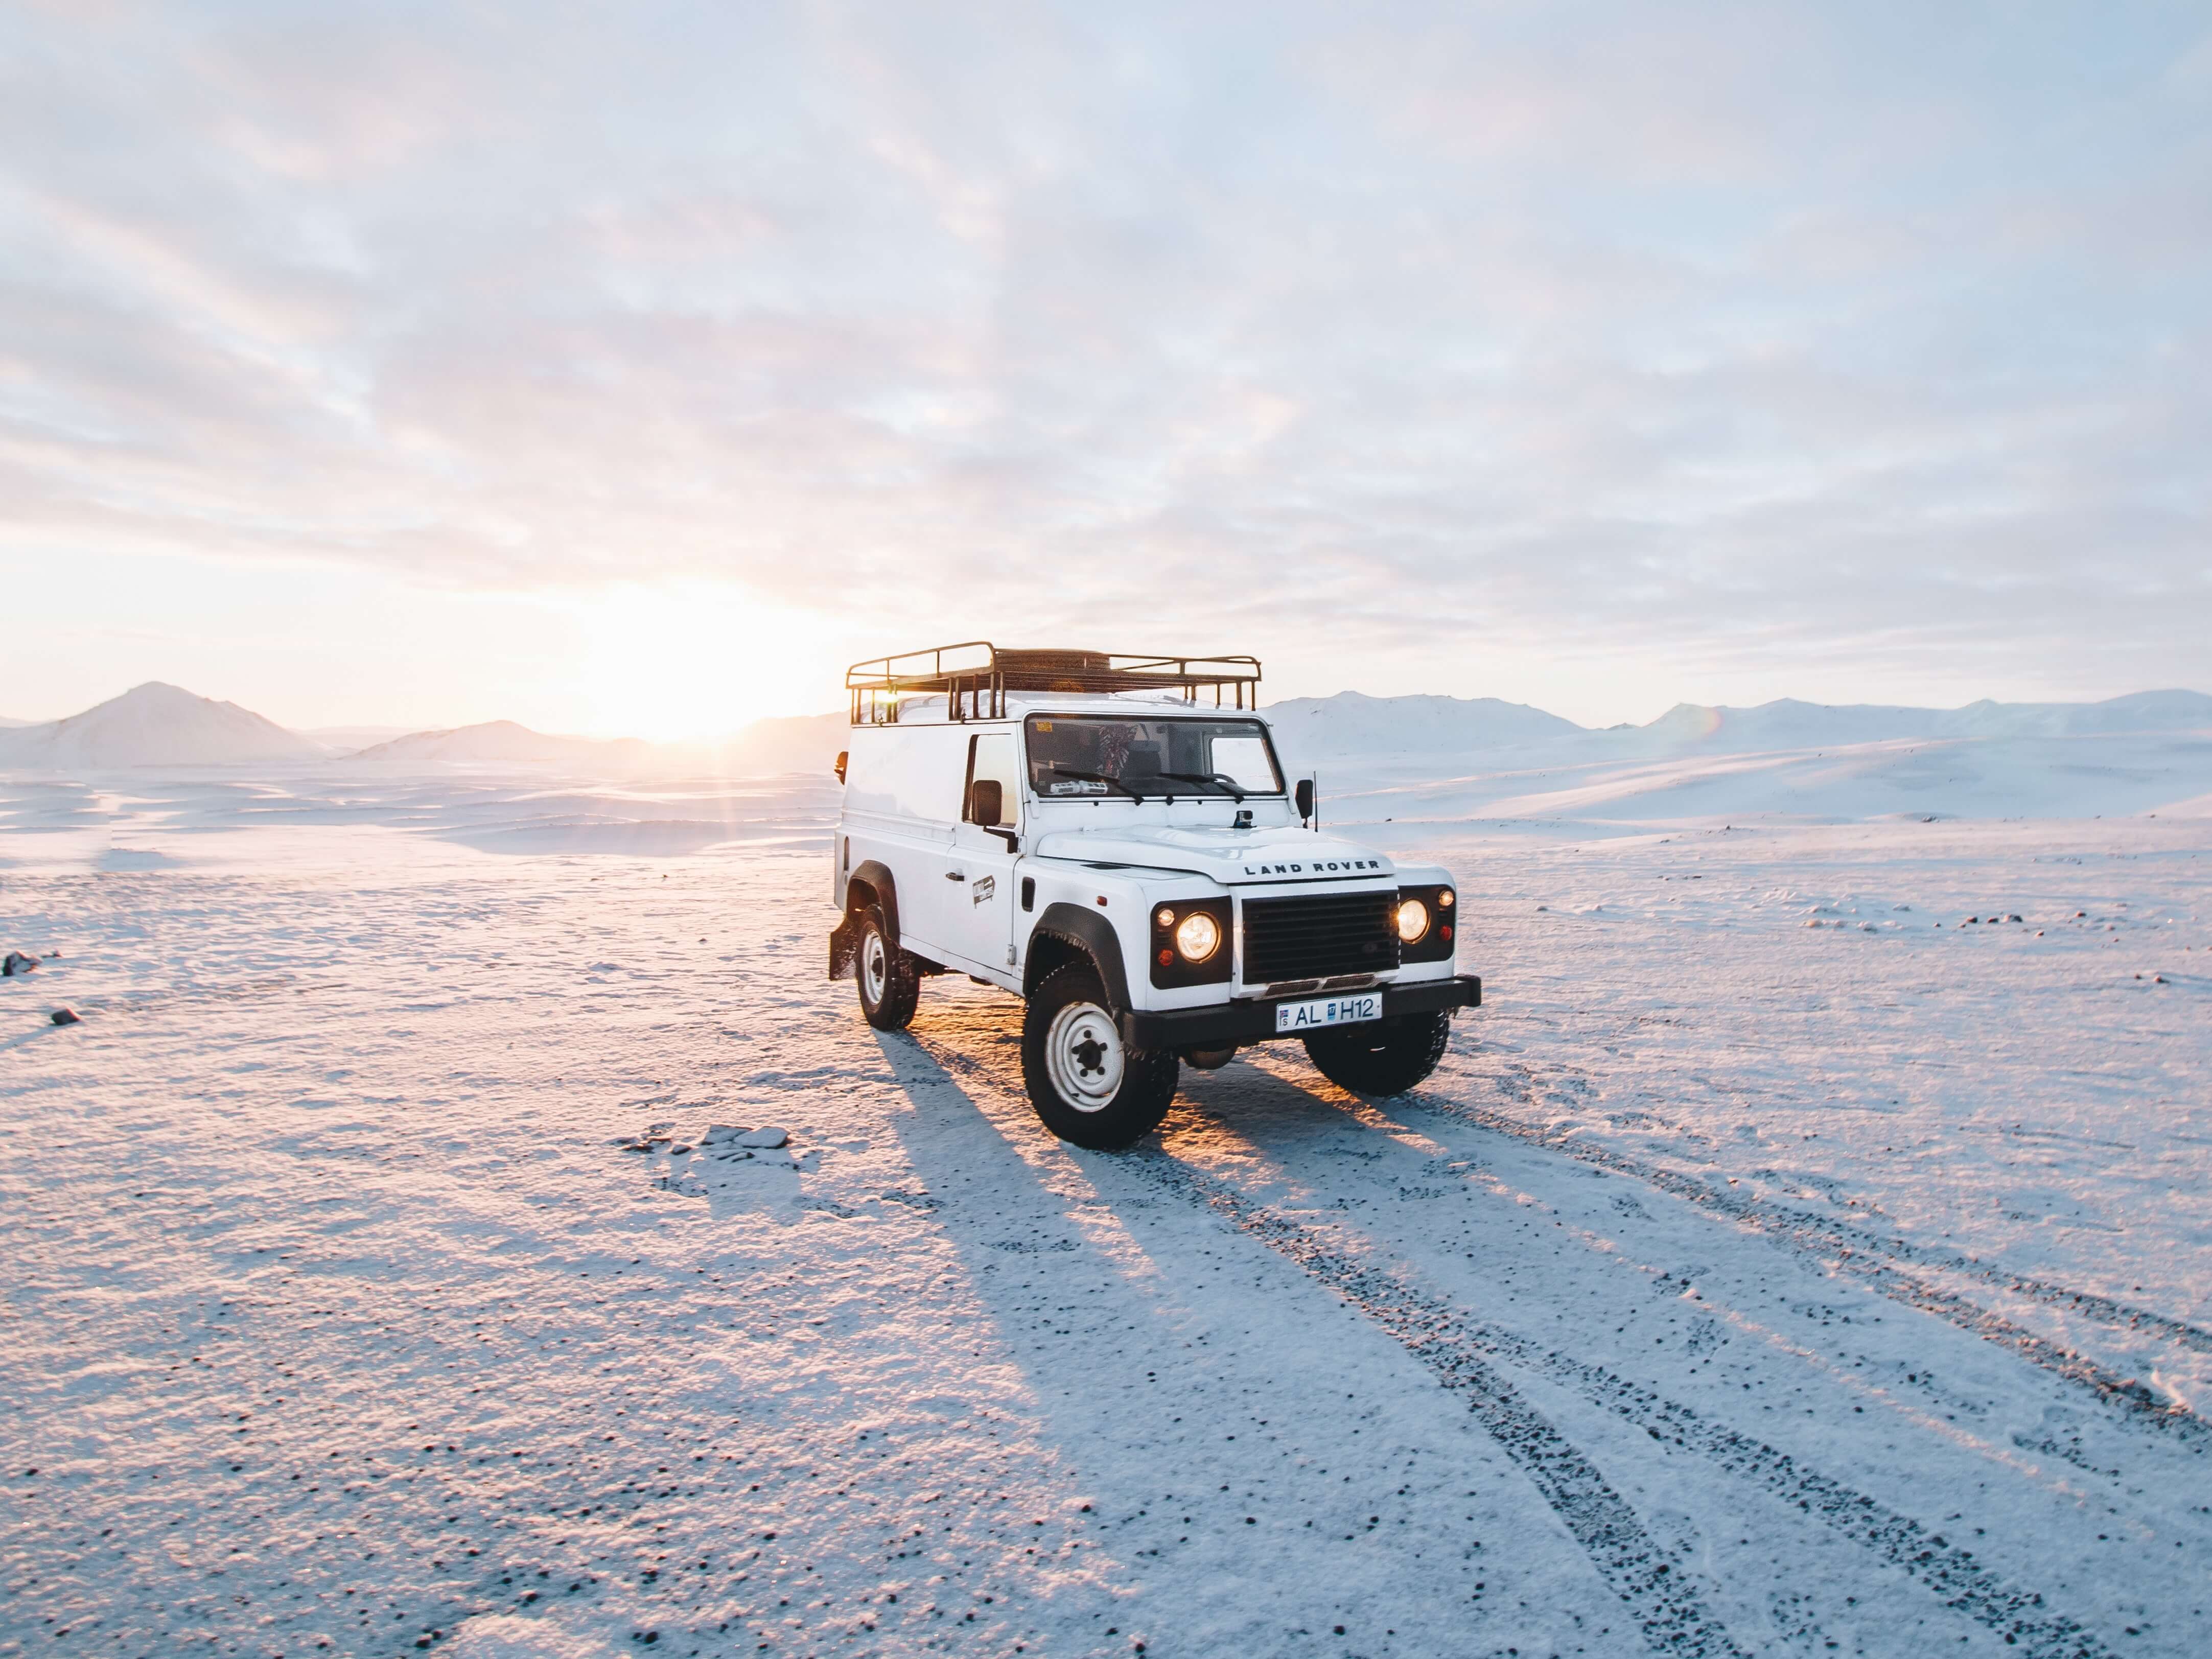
[{"x1": 3, "y1": 1, "x2": 2209, "y2": 739}]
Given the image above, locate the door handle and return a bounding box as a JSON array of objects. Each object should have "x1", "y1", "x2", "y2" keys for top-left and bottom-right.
[{"x1": 945, "y1": 871, "x2": 965, "y2": 881}]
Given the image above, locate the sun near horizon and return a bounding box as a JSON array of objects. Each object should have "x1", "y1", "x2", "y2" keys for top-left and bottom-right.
[{"x1": 558, "y1": 582, "x2": 854, "y2": 742}]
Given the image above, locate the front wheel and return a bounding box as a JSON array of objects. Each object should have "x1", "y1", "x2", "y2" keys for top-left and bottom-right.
[
  {"x1": 1020, "y1": 963, "x2": 1178, "y2": 1149},
  {"x1": 1303, "y1": 1009, "x2": 1451, "y2": 1096}
]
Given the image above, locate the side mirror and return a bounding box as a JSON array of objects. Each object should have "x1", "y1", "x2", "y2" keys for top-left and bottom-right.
[
  {"x1": 970, "y1": 778, "x2": 1005, "y2": 827},
  {"x1": 1294, "y1": 777, "x2": 1315, "y2": 824},
  {"x1": 833, "y1": 750, "x2": 848, "y2": 784}
]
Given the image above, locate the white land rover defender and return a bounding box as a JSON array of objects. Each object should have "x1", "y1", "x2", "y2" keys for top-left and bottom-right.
[{"x1": 828, "y1": 644, "x2": 1481, "y2": 1149}]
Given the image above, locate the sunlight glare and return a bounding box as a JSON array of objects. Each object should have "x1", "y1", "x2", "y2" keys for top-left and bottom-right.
[{"x1": 572, "y1": 582, "x2": 841, "y2": 740}]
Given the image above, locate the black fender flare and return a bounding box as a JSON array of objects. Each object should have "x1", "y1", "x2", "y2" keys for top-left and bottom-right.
[
  {"x1": 831, "y1": 860, "x2": 901, "y2": 980},
  {"x1": 1029, "y1": 902, "x2": 1132, "y2": 1012},
  {"x1": 848, "y1": 860, "x2": 901, "y2": 946}
]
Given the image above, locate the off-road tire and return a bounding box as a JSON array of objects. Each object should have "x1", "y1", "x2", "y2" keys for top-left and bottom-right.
[
  {"x1": 1020, "y1": 962, "x2": 1178, "y2": 1150},
  {"x1": 855, "y1": 906, "x2": 920, "y2": 1031},
  {"x1": 1303, "y1": 1009, "x2": 1451, "y2": 1096}
]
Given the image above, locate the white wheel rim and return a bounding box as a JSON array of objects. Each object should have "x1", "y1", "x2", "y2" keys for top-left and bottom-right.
[
  {"x1": 1044, "y1": 1000, "x2": 1124, "y2": 1112},
  {"x1": 862, "y1": 931, "x2": 888, "y2": 1004}
]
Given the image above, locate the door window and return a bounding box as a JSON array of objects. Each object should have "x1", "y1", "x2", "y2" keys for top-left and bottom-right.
[{"x1": 965, "y1": 732, "x2": 1021, "y2": 825}]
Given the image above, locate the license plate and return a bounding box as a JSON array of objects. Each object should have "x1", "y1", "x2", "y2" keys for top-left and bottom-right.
[{"x1": 1275, "y1": 992, "x2": 1383, "y2": 1034}]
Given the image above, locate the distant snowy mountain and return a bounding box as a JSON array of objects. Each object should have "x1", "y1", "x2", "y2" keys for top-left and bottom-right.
[
  {"x1": 1271, "y1": 687, "x2": 2212, "y2": 824},
  {"x1": 342, "y1": 720, "x2": 659, "y2": 771},
  {"x1": 302, "y1": 725, "x2": 415, "y2": 754},
  {"x1": 0, "y1": 714, "x2": 36, "y2": 729},
  {"x1": 1271, "y1": 688, "x2": 2212, "y2": 766},
  {"x1": 1938, "y1": 688, "x2": 2212, "y2": 738},
  {"x1": 340, "y1": 714, "x2": 848, "y2": 775},
  {"x1": 6, "y1": 680, "x2": 2208, "y2": 827},
  {"x1": 712, "y1": 712, "x2": 847, "y2": 777},
  {"x1": 1628, "y1": 690, "x2": 2212, "y2": 753},
  {"x1": 0, "y1": 683, "x2": 323, "y2": 769},
  {"x1": 1266, "y1": 691, "x2": 1581, "y2": 761}
]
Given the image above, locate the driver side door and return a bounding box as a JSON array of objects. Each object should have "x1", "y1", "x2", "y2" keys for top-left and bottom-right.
[{"x1": 940, "y1": 730, "x2": 1023, "y2": 980}]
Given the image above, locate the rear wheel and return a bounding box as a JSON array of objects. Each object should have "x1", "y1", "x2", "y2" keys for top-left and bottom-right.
[
  {"x1": 1303, "y1": 1009, "x2": 1450, "y2": 1096},
  {"x1": 855, "y1": 906, "x2": 920, "y2": 1031},
  {"x1": 1021, "y1": 963, "x2": 1177, "y2": 1149}
]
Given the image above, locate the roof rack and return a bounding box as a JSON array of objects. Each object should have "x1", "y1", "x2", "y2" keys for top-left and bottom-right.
[{"x1": 846, "y1": 643, "x2": 1262, "y2": 725}]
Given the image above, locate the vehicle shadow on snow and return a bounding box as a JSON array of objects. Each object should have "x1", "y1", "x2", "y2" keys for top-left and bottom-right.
[
  {"x1": 855, "y1": 1007, "x2": 1627, "y2": 1650},
  {"x1": 863, "y1": 995, "x2": 1395, "y2": 1330},
  {"x1": 862, "y1": 993, "x2": 1383, "y2": 1325},
  {"x1": 1164, "y1": 1054, "x2": 1380, "y2": 1154},
  {"x1": 880, "y1": 994, "x2": 1366, "y2": 1186}
]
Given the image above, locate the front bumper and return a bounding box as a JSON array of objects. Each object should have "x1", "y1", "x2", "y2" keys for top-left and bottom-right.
[{"x1": 1119, "y1": 974, "x2": 1481, "y2": 1051}]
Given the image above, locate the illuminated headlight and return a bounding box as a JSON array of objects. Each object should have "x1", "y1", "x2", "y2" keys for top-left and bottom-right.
[
  {"x1": 1395, "y1": 897, "x2": 1431, "y2": 943},
  {"x1": 1174, "y1": 910, "x2": 1222, "y2": 962}
]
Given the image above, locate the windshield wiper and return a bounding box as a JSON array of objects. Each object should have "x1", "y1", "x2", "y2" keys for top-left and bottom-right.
[
  {"x1": 1042, "y1": 764, "x2": 1146, "y2": 800},
  {"x1": 1157, "y1": 770, "x2": 1247, "y2": 802}
]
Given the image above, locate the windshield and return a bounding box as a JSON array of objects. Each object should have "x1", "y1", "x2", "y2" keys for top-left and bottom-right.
[{"x1": 1024, "y1": 715, "x2": 1285, "y2": 800}]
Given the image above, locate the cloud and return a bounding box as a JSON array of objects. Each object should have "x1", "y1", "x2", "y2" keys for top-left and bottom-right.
[{"x1": 2, "y1": 0, "x2": 2208, "y2": 717}]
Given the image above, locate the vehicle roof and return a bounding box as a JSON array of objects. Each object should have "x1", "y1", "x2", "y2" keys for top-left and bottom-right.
[{"x1": 854, "y1": 693, "x2": 1276, "y2": 727}]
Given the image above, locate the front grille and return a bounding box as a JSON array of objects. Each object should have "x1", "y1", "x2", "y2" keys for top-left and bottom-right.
[{"x1": 1242, "y1": 891, "x2": 1399, "y2": 984}]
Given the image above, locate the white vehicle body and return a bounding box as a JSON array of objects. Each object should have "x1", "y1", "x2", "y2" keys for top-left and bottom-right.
[{"x1": 828, "y1": 671, "x2": 1479, "y2": 1081}]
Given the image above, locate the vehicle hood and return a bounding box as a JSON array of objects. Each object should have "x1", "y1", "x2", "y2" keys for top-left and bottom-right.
[{"x1": 1029, "y1": 824, "x2": 1396, "y2": 885}]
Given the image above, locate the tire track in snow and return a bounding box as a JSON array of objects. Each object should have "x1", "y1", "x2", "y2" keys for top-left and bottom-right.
[
  {"x1": 1430, "y1": 1054, "x2": 2210, "y2": 1440},
  {"x1": 1127, "y1": 1154, "x2": 1747, "y2": 1659},
  {"x1": 1131, "y1": 1151, "x2": 2120, "y2": 1659},
  {"x1": 1473, "y1": 1055, "x2": 2212, "y2": 1358}
]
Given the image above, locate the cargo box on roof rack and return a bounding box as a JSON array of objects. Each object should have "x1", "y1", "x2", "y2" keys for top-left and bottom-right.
[{"x1": 845, "y1": 641, "x2": 1262, "y2": 725}]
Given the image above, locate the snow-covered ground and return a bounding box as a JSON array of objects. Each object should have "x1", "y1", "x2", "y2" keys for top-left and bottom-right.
[{"x1": 3, "y1": 772, "x2": 2208, "y2": 1658}]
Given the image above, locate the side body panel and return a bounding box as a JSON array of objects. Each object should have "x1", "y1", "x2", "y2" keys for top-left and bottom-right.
[{"x1": 840, "y1": 723, "x2": 968, "y2": 963}]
